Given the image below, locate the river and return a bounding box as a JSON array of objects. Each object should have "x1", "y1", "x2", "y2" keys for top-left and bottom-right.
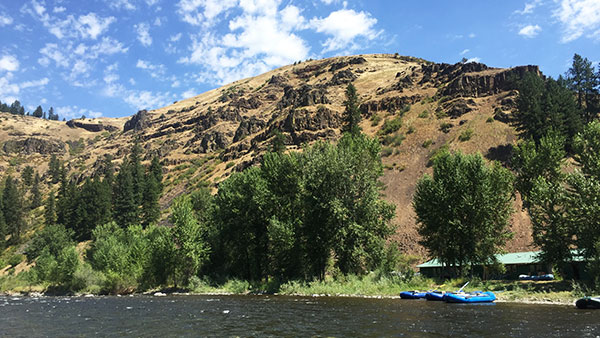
[{"x1": 0, "y1": 295, "x2": 598, "y2": 337}]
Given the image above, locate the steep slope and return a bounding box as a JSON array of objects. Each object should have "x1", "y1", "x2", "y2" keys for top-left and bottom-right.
[{"x1": 0, "y1": 53, "x2": 540, "y2": 256}]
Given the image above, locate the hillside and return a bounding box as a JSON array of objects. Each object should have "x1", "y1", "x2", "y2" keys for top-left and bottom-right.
[{"x1": 0, "y1": 53, "x2": 540, "y2": 256}]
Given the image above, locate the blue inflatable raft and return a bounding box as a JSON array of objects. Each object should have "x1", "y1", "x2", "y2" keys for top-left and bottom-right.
[
  {"x1": 425, "y1": 291, "x2": 445, "y2": 301},
  {"x1": 400, "y1": 291, "x2": 427, "y2": 299},
  {"x1": 443, "y1": 291, "x2": 496, "y2": 303}
]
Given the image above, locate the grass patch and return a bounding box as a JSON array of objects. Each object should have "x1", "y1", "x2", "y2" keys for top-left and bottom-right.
[
  {"x1": 370, "y1": 114, "x2": 382, "y2": 126},
  {"x1": 381, "y1": 147, "x2": 394, "y2": 157},
  {"x1": 458, "y1": 128, "x2": 474, "y2": 142},
  {"x1": 407, "y1": 125, "x2": 415, "y2": 134},
  {"x1": 439, "y1": 122, "x2": 453, "y2": 133},
  {"x1": 418, "y1": 110, "x2": 429, "y2": 118},
  {"x1": 382, "y1": 133, "x2": 405, "y2": 147},
  {"x1": 422, "y1": 139, "x2": 433, "y2": 148}
]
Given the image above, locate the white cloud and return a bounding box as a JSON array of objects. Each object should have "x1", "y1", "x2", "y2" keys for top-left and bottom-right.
[
  {"x1": 0, "y1": 55, "x2": 19, "y2": 72},
  {"x1": 468, "y1": 33, "x2": 476, "y2": 38},
  {"x1": 320, "y1": 0, "x2": 339, "y2": 4},
  {"x1": 0, "y1": 73, "x2": 49, "y2": 103},
  {"x1": 466, "y1": 57, "x2": 481, "y2": 63},
  {"x1": 460, "y1": 48, "x2": 470, "y2": 55},
  {"x1": 154, "y1": 17, "x2": 163, "y2": 26},
  {"x1": 515, "y1": 0, "x2": 542, "y2": 15},
  {"x1": 170, "y1": 33, "x2": 182, "y2": 42},
  {"x1": 22, "y1": 2, "x2": 116, "y2": 40},
  {"x1": 20, "y1": 78, "x2": 49, "y2": 89},
  {"x1": 181, "y1": 89, "x2": 197, "y2": 99},
  {"x1": 129, "y1": 78, "x2": 136, "y2": 85},
  {"x1": 107, "y1": 0, "x2": 136, "y2": 11},
  {"x1": 179, "y1": 1, "x2": 310, "y2": 84},
  {"x1": 136, "y1": 59, "x2": 167, "y2": 78},
  {"x1": 0, "y1": 13, "x2": 13, "y2": 26},
  {"x1": 123, "y1": 90, "x2": 173, "y2": 110},
  {"x1": 553, "y1": 0, "x2": 600, "y2": 42},
  {"x1": 309, "y1": 9, "x2": 380, "y2": 52},
  {"x1": 56, "y1": 105, "x2": 103, "y2": 119},
  {"x1": 53, "y1": 6, "x2": 66, "y2": 13},
  {"x1": 135, "y1": 22, "x2": 152, "y2": 46},
  {"x1": 518, "y1": 24, "x2": 542, "y2": 38},
  {"x1": 76, "y1": 13, "x2": 116, "y2": 39},
  {"x1": 177, "y1": 0, "x2": 238, "y2": 27}
]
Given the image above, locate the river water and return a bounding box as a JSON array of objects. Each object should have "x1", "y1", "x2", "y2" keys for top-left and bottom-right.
[{"x1": 0, "y1": 294, "x2": 598, "y2": 337}]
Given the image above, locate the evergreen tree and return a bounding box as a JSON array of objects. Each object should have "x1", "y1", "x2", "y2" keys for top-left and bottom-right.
[
  {"x1": 149, "y1": 155, "x2": 163, "y2": 192},
  {"x1": 9, "y1": 100, "x2": 22, "y2": 115},
  {"x1": 48, "y1": 107, "x2": 58, "y2": 121},
  {"x1": 0, "y1": 193, "x2": 5, "y2": 248},
  {"x1": 113, "y1": 160, "x2": 138, "y2": 227},
  {"x1": 32, "y1": 105, "x2": 43, "y2": 118},
  {"x1": 3, "y1": 176, "x2": 25, "y2": 241},
  {"x1": 21, "y1": 166, "x2": 34, "y2": 186},
  {"x1": 30, "y1": 172, "x2": 42, "y2": 209},
  {"x1": 129, "y1": 142, "x2": 146, "y2": 206},
  {"x1": 44, "y1": 190, "x2": 57, "y2": 226},
  {"x1": 270, "y1": 129, "x2": 286, "y2": 153},
  {"x1": 141, "y1": 174, "x2": 160, "y2": 228},
  {"x1": 48, "y1": 154, "x2": 61, "y2": 184},
  {"x1": 342, "y1": 83, "x2": 362, "y2": 135},
  {"x1": 566, "y1": 54, "x2": 599, "y2": 123}
]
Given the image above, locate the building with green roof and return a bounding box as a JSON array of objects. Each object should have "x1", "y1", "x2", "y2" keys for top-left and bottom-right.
[{"x1": 417, "y1": 251, "x2": 588, "y2": 280}]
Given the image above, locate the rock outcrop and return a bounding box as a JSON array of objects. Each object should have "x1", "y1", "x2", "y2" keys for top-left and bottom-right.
[
  {"x1": 66, "y1": 119, "x2": 119, "y2": 132},
  {"x1": 278, "y1": 85, "x2": 330, "y2": 108},
  {"x1": 3, "y1": 137, "x2": 65, "y2": 155},
  {"x1": 123, "y1": 110, "x2": 151, "y2": 133}
]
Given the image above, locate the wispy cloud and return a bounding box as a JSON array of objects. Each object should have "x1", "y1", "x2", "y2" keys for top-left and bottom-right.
[
  {"x1": 0, "y1": 13, "x2": 13, "y2": 26},
  {"x1": 514, "y1": 0, "x2": 543, "y2": 15},
  {"x1": 518, "y1": 24, "x2": 542, "y2": 38},
  {"x1": 0, "y1": 55, "x2": 19, "y2": 72},
  {"x1": 553, "y1": 0, "x2": 600, "y2": 42},
  {"x1": 459, "y1": 49, "x2": 470, "y2": 55}
]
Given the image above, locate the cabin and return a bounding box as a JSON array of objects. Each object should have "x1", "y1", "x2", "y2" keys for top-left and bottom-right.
[{"x1": 417, "y1": 251, "x2": 589, "y2": 280}]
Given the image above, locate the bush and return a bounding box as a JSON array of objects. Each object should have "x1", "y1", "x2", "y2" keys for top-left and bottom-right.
[
  {"x1": 223, "y1": 279, "x2": 251, "y2": 294},
  {"x1": 439, "y1": 122, "x2": 453, "y2": 133},
  {"x1": 382, "y1": 134, "x2": 405, "y2": 147},
  {"x1": 458, "y1": 128, "x2": 474, "y2": 141},
  {"x1": 407, "y1": 125, "x2": 415, "y2": 134},
  {"x1": 7, "y1": 254, "x2": 24, "y2": 267},
  {"x1": 422, "y1": 139, "x2": 433, "y2": 148},
  {"x1": 418, "y1": 110, "x2": 429, "y2": 118},
  {"x1": 380, "y1": 117, "x2": 403, "y2": 135},
  {"x1": 26, "y1": 224, "x2": 75, "y2": 262},
  {"x1": 71, "y1": 263, "x2": 106, "y2": 293},
  {"x1": 370, "y1": 114, "x2": 382, "y2": 126},
  {"x1": 486, "y1": 117, "x2": 494, "y2": 123}
]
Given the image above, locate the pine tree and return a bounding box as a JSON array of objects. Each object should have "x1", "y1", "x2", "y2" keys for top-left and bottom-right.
[
  {"x1": 3, "y1": 176, "x2": 25, "y2": 241},
  {"x1": 48, "y1": 154, "x2": 61, "y2": 184},
  {"x1": 113, "y1": 161, "x2": 138, "y2": 227},
  {"x1": 44, "y1": 191, "x2": 57, "y2": 226},
  {"x1": 149, "y1": 155, "x2": 163, "y2": 190},
  {"x1": 566, "y1": 54, "x2": 599, "y2": 123},
  {"x1": 30, "y1": 172, "x2": 42, "y2": 209},
  {"x1": 9, "y1": 100, "x2": 22, "y2": 115},
  {"x1": 342, "y1": 83, "x2": 362, "y2": 135},
  {"x1": 48, "y1": 107, "x2": 58, "y2": 121},
  {"x1": 141, "y1": 174, "x2": 161, "y2": 227},
  {"x1": 129, "y1": 142, "x2": 146, "y2": 206},
  {"x1": 0, "y1": 193, "x2": 5, "y2": 248},
  {"x1": 32, "y1": 105, "x2": 43, "y2": 118},
  {"x1": 21, "y1": 166, "x2": 34, "y2": 186},
  {"x1": 270, "y1": 129, "x2": 286, "y2": 153}
]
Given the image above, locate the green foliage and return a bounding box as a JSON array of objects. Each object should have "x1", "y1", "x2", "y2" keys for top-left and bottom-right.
[
  {"x1": 30, "y1": 173, "x2": 42, "y2": 209},
  {"x1": 486, "y1": 117, "x2": 494, "y2": 123},
  {"x1": 370, "y1": 114, "x2": 382, "y2": 126},
  {"x1": 566, "y1": 53, "x2": 599, "y2": 123},
  {"x1": 515, "y1": 72, "x2": 582, "y2": 147},
  {"x1": 21, "y1": 166, "x2": 34, "y2": 186},
  {"x1": 418, "y1": 110, "x2": 429, "y2": 118},
  {"x1": 439, "y1": 122, "x2": 452, "y2": 133},
  {"x1": 48, "y1": 154, "x2": 61, "y2": 184},
  {"x1": 171, "y1": 196, "x2": 210, "y2": 286},
  {"x1": 2, "y1": 176, "x2": 24, "y2": 241},
  {"x1": 25, "y1": 224, "x2": 74, "y2": 262},
  {"x1": 32, "y1": 246, "x2": 80, "y2": 288},
  {"x1": 270, "y1": 129, "x2": 286, "y2": 153},
  {"x1": 342, "y1": 83, "x2": 362, "y2": 135},
  {"x1": 407, "y1": 125, "x2": 415, "y2": 134},
  {"x1": 458, "y1": 128, "x2": 474, "y2": 141},
  {"x1": 422, "y1": 139, "x2": 433, "y2": 148},
  {"x1": 381, "y1": 133, "x2": 405, "y2": 147},
  {"x1": 414, "y1": 151, "x2": 514, "y2": 274},
  {"x1": 512, "y1": 130, "x2": 566, "y2": 204},
  {"x1": 381, "y1": 147, "x2": 393, "y2": 157},
  {"x1": 379, "y1": 117, "x2": 402, "y2": 135}
]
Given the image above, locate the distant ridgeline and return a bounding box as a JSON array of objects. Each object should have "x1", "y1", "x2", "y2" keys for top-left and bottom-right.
[{"x1": 0, "y1": 99, "x2": 61, "y2": 120}]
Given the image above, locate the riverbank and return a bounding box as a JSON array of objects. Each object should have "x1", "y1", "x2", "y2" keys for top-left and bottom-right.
[{"x1": 0, "y1": 272, "x2": 589, "y2": 306}]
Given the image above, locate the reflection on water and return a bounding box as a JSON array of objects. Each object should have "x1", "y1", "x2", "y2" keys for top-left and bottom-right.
[{"x1": 1, "y1": 295, "x2": 599, "y2": 337}]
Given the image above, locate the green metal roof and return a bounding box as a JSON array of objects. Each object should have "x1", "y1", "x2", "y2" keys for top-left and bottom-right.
[{"x1": 417, "y1": 250, "x2": 584, "y2": 268}]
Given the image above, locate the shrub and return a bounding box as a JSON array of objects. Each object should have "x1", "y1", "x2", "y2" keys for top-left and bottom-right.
[
  {"x1": 380, "y1": 117, "x2": 403, "y2": 135},
  {"x1": 486, "y1": 117, "x2": 494, "y2": 123},
  {"x1": 370, "y1": 114, "x2": 382, "y2": 126},
  {"x1": 418, "y1": 110, "x2": 429, "y2": 118},
  {"x1": 439, "y1": 122, "x2": 453, "y2": 133},
  {"x1": 435, "y1": 109, "x2": 447, "y2": 119},
  {"x1": 382, "y1": 134, "x2": 405, "y2": 146},
  {"x1": 407, "y1": 125, "x2": 415, "y2": 134},
  {"x1": 458, "y1": 128, "x2": 474, "y2": 142},
  {"x1": 422, "y1": 139, "x2": 433, "y2": 148},
  {"x1": 26, "y1": 224, "x2": 75, "y2": 262}
]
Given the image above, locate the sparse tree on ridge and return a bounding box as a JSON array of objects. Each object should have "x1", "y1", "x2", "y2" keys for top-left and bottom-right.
[{"x1": 342, "y1": 83, "x2": 362, "y2": 135}]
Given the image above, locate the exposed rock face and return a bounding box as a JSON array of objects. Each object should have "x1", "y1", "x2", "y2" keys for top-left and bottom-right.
[
  {"x1": 438, "y1": 65, "x2": 540, "y2": 98},
  {"x1": 283, "y1": 107, "x2": 341, "y2": 132},
  {"x1": 328, "y1": 56, "x2": 367, "y2": 72},
  {"x1": 66, "y1": 119, "x2": 118, "y2": 132},
  {"x1": 230, "y1": 96, "x2": 261, "y2": 110},
  {"x1": 420, "y1": 62, "x2": 490, "y2": 86},
  {"x1": 187, "y1": 130, "x2": 229, "y2": 153},
  {"x1": 278, "y1": 85, "x2": 330, "y2": 108},
  {"x1": 123, "y1": 110, "x2": 151, "y2": 133},
  {"x1": 268, "y1": 75, "x2": 287, "y2": 86},
  {"x1": 329, "y1": 69, "x2": 357, "y2": 85},
  {"x1": 360, "y1": 95, "x2": 422, "y2": 115},
  {"x1": 441, "y1": 98, "x2": 476, "y2": 118},
  {"x1": 233, "y1": 117, "x2": 267, "y2": 142},
  {"x1": 3, "y1": 137, "x2": 65, "y2": 154}
]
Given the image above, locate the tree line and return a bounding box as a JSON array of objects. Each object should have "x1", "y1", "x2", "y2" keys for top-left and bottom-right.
[{"x1": 0, "y1": 99, "x2": 61, "y2": 120}]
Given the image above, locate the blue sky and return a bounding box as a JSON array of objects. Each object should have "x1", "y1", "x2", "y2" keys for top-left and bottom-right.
[{"x1": 0, "y1": 0, "x2": 598, "y2": 119}]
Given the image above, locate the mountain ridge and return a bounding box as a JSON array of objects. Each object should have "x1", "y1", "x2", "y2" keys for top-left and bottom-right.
[{"x1": 0, "y1": 53, "x2": 539, "y2": 256}]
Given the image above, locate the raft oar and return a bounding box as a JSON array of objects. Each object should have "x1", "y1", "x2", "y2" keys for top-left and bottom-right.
[{"x1": 457, "y1": 281, "x2": 469, "y2": 293}]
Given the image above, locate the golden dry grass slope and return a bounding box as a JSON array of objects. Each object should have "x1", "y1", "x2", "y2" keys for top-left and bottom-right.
[{"x1": 0, "y1": 53, "x2": 539, "y2": 256}]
